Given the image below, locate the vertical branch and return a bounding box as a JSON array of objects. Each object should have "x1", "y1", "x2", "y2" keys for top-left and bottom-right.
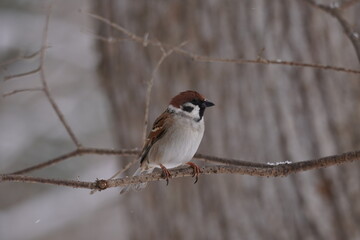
[
  {"x1": 39, "y1": 5, "x2": 82, "y2": 148},
  {"x1": 142, "y1": 48, "x2": 169, "y2": 143},
  {"x1": 302, "y1": 0, "x2": 360, "y2": 63},
  {"x1": 142, "y1": 41, "x2": 187, "y2": 143}
]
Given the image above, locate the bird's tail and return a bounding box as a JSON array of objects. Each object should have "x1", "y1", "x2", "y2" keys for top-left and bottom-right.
[{"x1": 120, "y1": 167, "x2": 154, "y2": 194}]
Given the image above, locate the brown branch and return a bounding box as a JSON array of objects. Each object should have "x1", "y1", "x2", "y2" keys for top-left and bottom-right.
[
  {"x1": 180, "y1": 53, "x2": 360, "y2": 74},
  {"x1": 2, "y1": 149, "x2": 360, "y2": 190},
  {"x1": 38, "y1": 5, "x2": 82, "y2": 148},
  {"x1": 8, "y1": 143, "x2": 355, "y2": 176},
  {"x1": 8, "y1": 147, "x2": 252, "y2": 176},
  {"x1": 4, "y1": 66, "x2": 41, "y2": 81},
  {"x1": 194, "y1": 153, "x2": 266, "y2": 167},
  {"x1": 10, "y1": 147, "x2": 139, "y2": 175},
  {"x1": 142, "y1": 47, "x2": 167, "y2": 142},
  {"x1": 0, "y1": 48, "x2": 46, "y2": 68},
  {"x1": 142, "y1": 41, "x2": 187, "y2": 142},
  {"x1": 2, "y1": 87, "x2": 43, "y2": 97},
  {"x1": 85, "y1": 11, "x2": 360, "y2": 74},
  {"x1": 0, "y1": 174, "x2": 95, "y2": 189},
  {"x1": 82, "y1": 30, "x2": 131, "y2": 43},
  {"x1": 302, "y1": 0, "x2": 360, "y2": 63}
]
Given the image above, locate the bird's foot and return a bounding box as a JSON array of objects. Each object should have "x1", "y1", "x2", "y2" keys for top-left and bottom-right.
[
  {"x1": 186, "y1": 162, "x2": 202, "y2": 184},
  {"x1": 160, "y1": 164, "x2": 171, "y2": 185}
]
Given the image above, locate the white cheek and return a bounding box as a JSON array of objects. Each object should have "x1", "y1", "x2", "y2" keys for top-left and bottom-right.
[{"x1": 186, "y1": 105, "x2": 200, "y2": 119}]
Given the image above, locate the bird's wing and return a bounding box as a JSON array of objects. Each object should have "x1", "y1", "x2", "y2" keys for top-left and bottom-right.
[{"x1": 140, "y1": 110, "x2": 172, "y2": 165}]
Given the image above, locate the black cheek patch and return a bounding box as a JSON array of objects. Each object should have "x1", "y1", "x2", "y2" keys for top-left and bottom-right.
[{"x1": 183, "y1": 106, "x2": 194, "y2": 112}]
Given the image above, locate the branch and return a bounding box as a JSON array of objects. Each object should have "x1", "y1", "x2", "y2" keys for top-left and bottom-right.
[
  {"x1": 82, "y1": 29, "x2": 131, "y2": 43},
  {"x1": 142, "y1": 41, "x2": 187, "y2": 142},
  {"x1": 2, "y1": 87, "x2": 43, "y2": 97},
  {"x1": 0, "y1": 48, "x2": 45, "y2": 68},
  {"x1": 3, "y1": 5, "x2": 83, "y2": 149},
  {"x1": 85, "y1": 11, "x2": 360, "y2": 74},
  {"x1": 2, "y1": 149, "x2": 360, "y2": 190},
  {"x1": 7, "y1": 146, "x2": 260, "y2": 175},
  {"x1": 36, "y1": 5, "x2": 82, "y2": 148},
  {"x1": 4, "y1": 66, "x2": 41, "y2": 81},
  {"x1": 302, "y1": 0, "x2": 360, "y2": 63},
  {"x1": 10, "y1": 147, "x2": 139, "y2": 175}
]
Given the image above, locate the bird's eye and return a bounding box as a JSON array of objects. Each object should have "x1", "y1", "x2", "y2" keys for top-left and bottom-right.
[{"x1": 182, "y1": 105, "x2": 194, "y2": 112}]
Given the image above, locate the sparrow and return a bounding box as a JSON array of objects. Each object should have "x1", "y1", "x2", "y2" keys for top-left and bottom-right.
[{"x1": 120, "y1": 90, "x2": 214, "y2": 194}]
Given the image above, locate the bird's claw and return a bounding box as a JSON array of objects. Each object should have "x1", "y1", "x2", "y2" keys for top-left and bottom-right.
[
  {"x1": 160, "y1": 164, "x2": 171, "y2": 185},
  {"x1": 186, "y1": 162, "x2": 202, "y2": 184}
]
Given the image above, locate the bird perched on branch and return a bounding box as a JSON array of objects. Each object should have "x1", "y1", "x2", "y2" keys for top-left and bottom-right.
[{"x1": 121, "y1": 90, "x2": 214, "y2": 194}]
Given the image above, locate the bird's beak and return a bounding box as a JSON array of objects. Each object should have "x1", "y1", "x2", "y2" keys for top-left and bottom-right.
[{"x1": 203, "y1": 100, "x2": 215, "y2": 108}]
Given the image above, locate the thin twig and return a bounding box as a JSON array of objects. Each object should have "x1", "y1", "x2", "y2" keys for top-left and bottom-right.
[
  {"x1": 142, "y1": 41, "x2": 187, "y2": 142},
  {"x1": 82, "y1": 29, "x2": 131, "y2": 43},
  {"x1": 9, "y1": 147, "x2": 139, "y2": 175},
  {"x1": 0, "y1": 48, "x2": 45, "y2": 68},
  {"x1": 194, "y1": 153, "x2": 266, "y2": 167},
  {"x1": 38, "y1": 5, "x2": 82, "y2": 148},
  {"x1": 4, "y1": 66, "x2": 41, "y2": 81},
  {"x1": 2, "y1": 87, "x2": 43, "y2": 97},
  {"x1": 108, "y1": 158, "x2": 139, "y2": 180},
  {"x1": 7, "y1": 148, "x2": 256, "y2": 175},
  {"x1": 0, "y1": 174, "x2": 95, "y2": 189},
  {"x1": 302, "y1": 0, "x2": 360, "y2": 63},
  {"x1": 181, "y1": 53, "x2": 360, "y2": 74},
  {"x1": 2, "y1": 149, "x2": 360, "y2": 190},
  {"x1": 85, "y1": 11, "x2": 360, "y2": 74}
]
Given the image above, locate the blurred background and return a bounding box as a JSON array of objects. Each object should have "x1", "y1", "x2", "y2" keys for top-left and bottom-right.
[{"x1": 1, "y1": 0, "x2": 360, "y2": 239}]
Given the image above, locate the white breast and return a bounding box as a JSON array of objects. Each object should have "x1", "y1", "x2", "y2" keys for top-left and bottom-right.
[{"x1": 147, "y1": 116, "x2": 205, "y2": 169}]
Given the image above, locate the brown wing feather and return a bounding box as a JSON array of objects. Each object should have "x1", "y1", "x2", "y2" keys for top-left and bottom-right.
[{"x1": 140, "y1": 110, "x2": 172, "y2": 165}]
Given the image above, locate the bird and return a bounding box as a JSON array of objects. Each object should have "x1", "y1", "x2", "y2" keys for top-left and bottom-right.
[{"x1": 120, "y1": 90, "x2": 214, "y2": 194}]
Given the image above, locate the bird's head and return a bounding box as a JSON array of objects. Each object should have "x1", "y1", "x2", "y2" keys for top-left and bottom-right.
[{"x1": 169, "y1": 90, "x2": 214, "y2": 121}]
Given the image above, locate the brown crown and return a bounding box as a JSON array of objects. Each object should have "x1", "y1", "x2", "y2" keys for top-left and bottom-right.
[{"x1": 169, "y1": 90, "x2": 205, "y2": 108}]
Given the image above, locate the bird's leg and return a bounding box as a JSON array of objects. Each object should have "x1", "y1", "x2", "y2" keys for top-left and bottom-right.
[
  {"x1": 160, "y1": 164, "x2": 171, "y2": 185},
  {"x1": 186, "y1": 162, "x2": 202, "y2": 184}
]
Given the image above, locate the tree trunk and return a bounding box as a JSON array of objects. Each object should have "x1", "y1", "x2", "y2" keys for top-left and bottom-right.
[{"x1": 94, "y1": 0, "x2": 360, "y2": 239}]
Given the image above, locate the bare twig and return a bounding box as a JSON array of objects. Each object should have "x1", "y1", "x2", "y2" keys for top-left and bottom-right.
[
  {"x1": 82, "y1": 29, "x2": 131, "y2": 43},
  {"x1": 142, "y1": 41, "x2": 187, "y2": 142},
  {"x1": 194, "y1": 153, "x2": 265, "y2": 167},
  {"x1": 0, "y1": 174, "x2": 95, "y2": 189},
  {"x1": 302, "y1": 0, "x2": 360, "y2": 63},
  {"x1": 3, "y1": 87, "x2": 43, "y2": 97},
  {"x1": 180, "y1": 53, "x2": 360, "y2": 74},
  {"x1": 85, "y1": 11, "x2": 360, "y2": 74},
  {"x1": 0, "y1": 48, "x2": 45, "y2": 68},
  {"x1": 10, "y1": 147, "x2": 140, "y2": 175},
  {"x1": 7, "y1": 148, "x2": 261, "y2": 175},
  {"x1": 2, "y1": 149, "x2": 360, "y2": 190},
  {"x1": 4, "y1": 66, "x2": 41, "y2": 81},
  {"x1": 8, "y1": 139, "x2": 359, "y2": 176},
  {"x1": 38, "y1": 5, "x2": 82, "y2": 148},
  {"x1": 2, "y1": 6, "x2": 82, "y2": 149}
]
